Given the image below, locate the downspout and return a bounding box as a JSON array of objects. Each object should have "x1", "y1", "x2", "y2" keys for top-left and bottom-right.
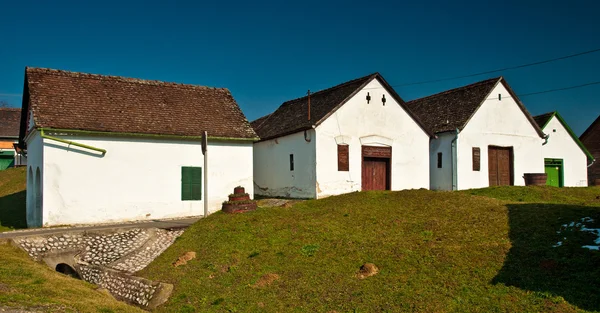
[
  {"x1": 451, "y1": 128, "x2": 459, "y2": 191},
  {"x1": 39, "y1": 129, "x2": 106, "y2": 155},
  {"x1": 542, "y1": 134, "x2": 549, "y2": 145},
  {"x1": 588, "y1": 159, "x2": 596, "y2": 168}
]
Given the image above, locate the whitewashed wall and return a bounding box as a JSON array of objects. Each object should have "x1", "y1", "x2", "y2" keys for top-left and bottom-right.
[
  {"x1": 315, "y1": 78, "x2": 430, "y2": 197},
  {"x1": 25, "y1": 131, "x2": 43, "y2": 227},
  {"x1": 456, "y1": 83, "x2": 544, "y2": 189},
  {"x1": 542, "y1": 116, "x2": 588, "y2": 186},
  {"x1": 253, "y1": 130, "x2": 316, "y2": 198},
  {"x1": 429, "y1": 131, "x2": 454, "y2": 190},
  {"x1": 38, "y1": 135, "x2": 253, "y2": 226}
]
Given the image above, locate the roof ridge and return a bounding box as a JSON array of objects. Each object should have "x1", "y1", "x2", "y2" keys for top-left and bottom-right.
[
  {"x1": 26, "y1": 67, "x2": 230, "y2": 93},
  {"x1": 280, "y1": 72, "x2": 379, "y2": 106},
  {"x1": 407, "y1": 76, "x2": 502, "y2": 104}
]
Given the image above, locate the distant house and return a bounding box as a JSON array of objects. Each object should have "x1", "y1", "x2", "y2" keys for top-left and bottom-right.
[
  {"x1": 407, "y1": 77, "x2": 547, "y2": 190},
  {"x1": 533, "y1": 111, "x2": 593, "y2": 187},
  {"x1": 20, "y1": 67, "x2": 257, "y2": 227},
  {"x1": 0, "y1": 108, "x2": 26, "y2": 170},
  {"x1": 580, "y1": 114, "x2": 600, "y2": 186},
  {"x1": 251, "y1": 73, "x2": 432, "y2": 199}
]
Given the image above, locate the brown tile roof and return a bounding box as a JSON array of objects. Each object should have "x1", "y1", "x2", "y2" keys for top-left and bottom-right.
[
  {"x1": 22, "y1": 67, "x2": 257, "y2": 139},
  {"x1": 580, "y1": 114, "x2": 600, "y2": 184},
  {"x1": 406, "y1": 77, "x2": 545, "y2": 138},
  {"x1": 533, "y1": 111, "x2": 555, "y2": 128},
  {"x1": 0, "y1": 108, "x2": 21, "y2": 138},
  {"x1": 251, "y1": 73, "x2": 432, "y2": 140}
]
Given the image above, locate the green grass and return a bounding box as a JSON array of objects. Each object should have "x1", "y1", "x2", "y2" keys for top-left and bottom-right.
[
  {"x1": 0, "y1": 167, "x2": 27, "y2": 232},
  {"x1": 141, "y1": 188, "x2": 600, "y2": 312},
  {"x1": 0, "y1": 242, "x2": 143, "y2": 312}
]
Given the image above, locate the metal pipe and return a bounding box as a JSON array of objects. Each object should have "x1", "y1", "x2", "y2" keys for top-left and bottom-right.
[
  {"x1": 40, "y1": 129, "x2": 106, "y2": 155},
  {"x1": 451, "y1": 128, "x2": 460, "y2": 191},
  {"x1": 588, "y1": 158, "x2": 596, "y2": 168},
  {"x1": 542, "y1": 134, "x2": 550, "y2": 145}
]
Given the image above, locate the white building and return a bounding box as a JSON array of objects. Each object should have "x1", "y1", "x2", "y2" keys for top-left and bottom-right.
[
  {"x1": 20, "y1": 67, "x2": 257, "y2": 227},
  {"x1": 251, "y1": 73, "x2": 432, "y2": 199},
  {"x1": 407, "y1": 77, "x2": 547, "y2": 190},
  {"x1": 533, "y1": 111, "x2": 593, "y2": 187}
]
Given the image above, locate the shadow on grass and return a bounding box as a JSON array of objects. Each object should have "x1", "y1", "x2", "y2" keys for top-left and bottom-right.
[
  {"x1": 0, "y1": 190, "x2": 27, "y2": 230},
  {"x1": 493, "y1": 203, "x2": 600, "y2": 311}
]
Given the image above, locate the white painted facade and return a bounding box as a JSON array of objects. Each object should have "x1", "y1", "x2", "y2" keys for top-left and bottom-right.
[
  {"x1": 26, "y1": 130, "x2": 254, "y2": 227},
  {"x1": 429, "y1": 131, "x2": 454, "y2": 191},
  {"x1": 541, "y1": 116, "x2": 588, "y2": 186},
  {"x1": 253, "y1": 78, "x2": 430, "y2": 199},
  {"x1": 253, "y1": 130, "x2": 317, "y2": 198},
  {"x1": 429, "y1": 83, "x2": 545, "y2": 190}
]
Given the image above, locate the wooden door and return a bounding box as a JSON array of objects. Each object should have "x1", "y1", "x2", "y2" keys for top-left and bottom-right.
[
  {"x1": 488, "y1": 146, "x2": 513, "y2": 186},
  {"x1": 362, "y1": 157, "x2": 389, "y2": 190}
]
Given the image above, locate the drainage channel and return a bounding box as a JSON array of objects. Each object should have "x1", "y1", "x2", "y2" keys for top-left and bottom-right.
[{"x1": 11, "y1": 227, "x2": 184, "y2": 310}]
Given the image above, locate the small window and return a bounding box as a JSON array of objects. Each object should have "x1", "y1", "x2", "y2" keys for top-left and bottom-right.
[
  {"x1": 181, "y1": 167, "x2": 202, "y2": 200},
  {"x1": 337, "y1": 145, "x2": 349, "y2": 171},
  {"x1": 290, "y1": 154, "x2": 294, "y2": 171},
  {"x1": 472, "y1": 147, "x2": 481, "y2": 171},
  {"x1": 437, "y1": 152, "x2": 442, "y2": 168}
]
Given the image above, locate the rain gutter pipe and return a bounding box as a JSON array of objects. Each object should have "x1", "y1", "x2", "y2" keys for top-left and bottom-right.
[
  {"x1": 40, "y1": 128, "x2": 106, "y2": 156},
  {"x1": 451, "y1": 128, "x2": 459, "y2": 191}
]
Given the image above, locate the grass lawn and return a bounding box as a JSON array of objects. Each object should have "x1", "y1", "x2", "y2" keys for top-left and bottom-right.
[
  {"x1": 0, "y1": 167, "x2": 27, "y2": 232},
  {"x1": 0, "y1": 242, "x2": 143, "y2": 312},
  {"x1": 140, "y1": 188, "x2": 600, "y2": 312}
]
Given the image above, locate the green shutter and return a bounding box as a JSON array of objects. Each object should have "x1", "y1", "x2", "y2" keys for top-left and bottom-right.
[{"x1": 181, "y1": 167, "x2": 202, "y2": 201}]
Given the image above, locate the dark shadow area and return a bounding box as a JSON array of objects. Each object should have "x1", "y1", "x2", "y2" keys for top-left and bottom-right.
[
  {"x1": 0, "y1": 190, "x2": 27, "y2": 230},
  {"x1": 55, "y1": 263, "x2": 81, "y2": 279},
  {"x1": 493, "y1": 203, "x2": 600, "y2": 311}
]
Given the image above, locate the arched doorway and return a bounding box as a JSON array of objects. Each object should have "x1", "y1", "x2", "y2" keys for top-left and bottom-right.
[
  {"x1": 34, "y1": 167, "x2": 42, "y2": 227},
  {"x1": 27, "y1": 167, "x2": 35, "y2": 227},
  {"x1": 55, "y1": 263, "x2": 81, "y2": 279}
]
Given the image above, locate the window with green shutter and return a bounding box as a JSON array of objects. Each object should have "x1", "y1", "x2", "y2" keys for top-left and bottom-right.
[{"x1": 181, "y1": 166, "x2": 202, "y2": 201}]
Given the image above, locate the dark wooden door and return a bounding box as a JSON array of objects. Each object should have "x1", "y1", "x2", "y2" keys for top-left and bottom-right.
[
  {"x1": 362, "y1": 157, "x2": 389, "y2": 190},
  {"x1": 488, "y1": 146, "x2": 513, "y2": 186}
]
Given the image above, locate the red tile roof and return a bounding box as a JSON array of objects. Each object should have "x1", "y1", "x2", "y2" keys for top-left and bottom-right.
[
  {"x1": 0, "y1": 108, "x2": 21, "y2": 138},
  {"x1": 22, "y1": 68, "x2": 257, "y2": 139}
]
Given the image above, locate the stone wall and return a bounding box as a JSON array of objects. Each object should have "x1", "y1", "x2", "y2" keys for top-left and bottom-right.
[{"x1": 11, "y1": 227, "x2": 183, "y2": 309}]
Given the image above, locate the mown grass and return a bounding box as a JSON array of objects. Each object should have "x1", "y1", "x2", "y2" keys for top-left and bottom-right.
[
  {"x1": 0, "y1": 167, "x2": 27, "y2": 232},
  {"x1": 463, "y1": 185, "x2": 600, "y2": 205},
  {"x1": 141, "y1": 189, "x2": 600, "y2": 312},
  {"x1": 0, "y1": 242, "x2": 143, "y2": 313}
]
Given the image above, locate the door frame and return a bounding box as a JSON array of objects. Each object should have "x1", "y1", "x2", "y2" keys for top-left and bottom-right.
[
  {"x1": 361, "y1": 146, "x2": 392, "y2": 190},
  {"x1": 544, "y1": 158, "x2": 564, "y2": 187},
  {"x1": 488, "y1": 145, "x2": 514, "y2": 186}
]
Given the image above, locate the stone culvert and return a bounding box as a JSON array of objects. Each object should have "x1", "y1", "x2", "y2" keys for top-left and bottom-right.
[{"x1": 11, "y1": 227, "x2": 184, "y2": 309}]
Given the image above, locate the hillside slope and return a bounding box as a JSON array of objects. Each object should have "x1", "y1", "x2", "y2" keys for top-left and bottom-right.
[
  {"x1": 0, "y1": 167, "x2": 26, "y2": 232},
  {"x1": 141, "y1": 189, "x2": 600, "y2": 312}
]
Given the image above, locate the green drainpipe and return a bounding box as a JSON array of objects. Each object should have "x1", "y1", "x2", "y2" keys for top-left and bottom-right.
[{"x1": 40, "y1": 129, "x2": 107, "y2": 155}]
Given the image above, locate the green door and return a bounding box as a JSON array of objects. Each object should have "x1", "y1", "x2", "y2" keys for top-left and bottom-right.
[
  {"x1": 0, "y1": 151, "x2": 14, "y2": 170},
  {"x1": 544, "y1": 159, "x2": 563, "y2": 187}
]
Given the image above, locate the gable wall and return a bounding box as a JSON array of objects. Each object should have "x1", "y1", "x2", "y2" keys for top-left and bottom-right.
[
  {"x1": 581, "y1": 118, "x2": 600, "y2": 185},
  {"x1": 253, "y1": 130, "x2": 316, "y2": 198},
  {"x1": 542, "y1": 116, "x2": 588, "y2": 186},
  {"x1": 457, "y1": 83, "x2": 544, "y2": 189},
  {"x1": 25, "y1": 131, "x2": 43, "y2": 227},
  {"x1": 40, "y1": 135, "x2": 253, "y2": 226},
  {"x1": 315, "y1": 79, "x2": 429, "y2": 197}
]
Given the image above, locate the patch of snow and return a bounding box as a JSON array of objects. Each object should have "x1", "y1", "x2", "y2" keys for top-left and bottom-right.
[
  {"x1": 553, "y1": 241, "x2": 562, "y2": 247},
  {"x1": 582, "y1": 245, "x2": 600, "y2": 251}
]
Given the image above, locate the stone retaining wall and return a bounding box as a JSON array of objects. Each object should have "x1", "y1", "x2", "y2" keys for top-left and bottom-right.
[{"x1": 11, "y1": 227, "x2": 183, "y2": 309}]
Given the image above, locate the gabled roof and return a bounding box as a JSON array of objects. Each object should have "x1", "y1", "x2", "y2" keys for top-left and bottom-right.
[
  {"x1": 580, "y1": 114, "x2": 600, "y2": 143},
  {"x1": 20, "y1": 67, "x2": 258, "y2": 140},
  {"x1": 251, "y1": 73, "x2": 432, "y2": 140},
  {"x1": 0, "y1": 108, "x2": 21, "y2": 138},
  {"x1": 406, "y1": 77, "x2": 546, "y2": 138},
  {"x1": 534, "y1": 111, "x2": 594, "y2": 160}
]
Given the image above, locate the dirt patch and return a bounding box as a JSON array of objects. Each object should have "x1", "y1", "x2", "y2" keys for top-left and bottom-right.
[
  {"x1": 357, "y1": 263, "x2": 379, "y2": 279},
  {"x1": 256, "y1": 199, "x2": 303, "y2": 208},
  {"x1": 0, "y1": 282, "x2": 11, "y2": 292},
  {"x1": 253, "y1": 273, "x2": 280, "y2": 288},
  {"x1": 173, "y1": 251, "x2": 196, "y2": 267}
]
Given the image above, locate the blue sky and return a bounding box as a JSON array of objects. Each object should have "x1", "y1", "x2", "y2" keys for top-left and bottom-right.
[{"x1": 1, "y1": 0, "x2": 599, "y2": 135}]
